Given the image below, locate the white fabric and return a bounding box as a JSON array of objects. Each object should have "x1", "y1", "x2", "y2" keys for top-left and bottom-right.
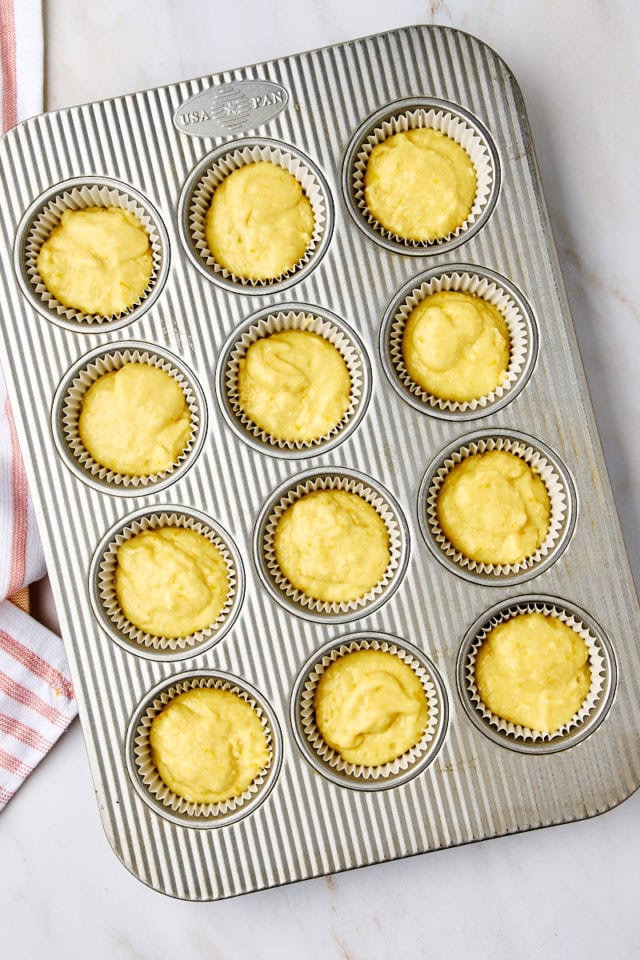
[
  {"x1": 0, "y1": 0, "x2": 76, "y2": 812},
  {"x1": 13, "y1": 0, "x2": 43, "y2": 121}
]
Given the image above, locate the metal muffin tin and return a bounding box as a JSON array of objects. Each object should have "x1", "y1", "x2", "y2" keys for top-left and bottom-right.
[{"x1": 0, "y1": 24, "x2": 638, "y2": 901}]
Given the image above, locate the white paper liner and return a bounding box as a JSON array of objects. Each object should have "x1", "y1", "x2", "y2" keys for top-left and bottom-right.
[
  {"x1": 298, "y1": 638, "x2": 440, "y2": 780},
  {"x1": 262, "y1": 474, "x2": 404, "y2": 616},
  {"x1": 24, "y1": 182, "x2": 164, "y2": 325},
  {"x1": 60, "y1": 347, "x2": 200, "y2": 489},
  {"x1": 464, "y1": 600, "x2": 607, "y2": 743},
  {"x1": 426, "y1": 436, "x2": 568, "y2": 577},
  {"x1": 97, "y1": 511, "x2": 239, "y2": 652},
  {"x1": 352, "y1": 107, "x2": 493, "y2": 248},
  {"x1": 223, "y1": 309, "x2": 365, "y2": 450},
  {"x1": 388, "y1": 271, "x2": 530, "y2": 413},
  {"x1": 186, "y1": 143, "x2": 327, "y2": 286},
  {"x1": 133, "y1": 676, "x2": 274, "y2": 818}
]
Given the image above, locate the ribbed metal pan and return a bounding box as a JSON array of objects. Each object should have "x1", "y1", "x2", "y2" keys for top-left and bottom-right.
[{"x1": 0, "y1": 24, "x2": 638, "y2": 901}]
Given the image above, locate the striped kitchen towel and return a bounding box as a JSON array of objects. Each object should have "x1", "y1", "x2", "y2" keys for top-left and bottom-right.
[{"x1": 0, "y1": 0, "x2": 77, "y2": 811}]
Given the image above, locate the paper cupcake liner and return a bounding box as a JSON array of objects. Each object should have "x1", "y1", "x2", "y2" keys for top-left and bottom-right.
[
  {"x1": 21, "y1": 179, "x2": 167, "y2": 327},
  {"x1": 297, "y1": 637, "x2": 442, "y2": 781},
  {"x1": 131, "y1": 674, "x2": 276, "y2": 821},
  {"x1": 93, "y1": 509, "x2": 242, "y2": 655},
  {"x1": 56, "y1": 343, "x2": 204, "y2": 492},
  {"x1": 462, "y1": 599, "x2": 610, "y2": 746},
  {"x1": 350, "y1": 102, "x2": 495, "y2": 250},
  {"x1": 182, "y1": 140, "x2": 330, "y2": 289},
  {"x1": 220, "y1": 306, "x2": 369, "y2": 454},
  {"x1": 258, "y1": 471, "x2": 407, "y2": 618},
  {"x1": 423, "y1": 434, "x2": 572, "y2": 579},
  {"x1": 385, "y1": 269, "x2": 535, "y2": 415}
]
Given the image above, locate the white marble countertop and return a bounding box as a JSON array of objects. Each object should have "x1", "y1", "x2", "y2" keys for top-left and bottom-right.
[{"x1": 2, "y1": 1, "x2": 639, "y2": 957}]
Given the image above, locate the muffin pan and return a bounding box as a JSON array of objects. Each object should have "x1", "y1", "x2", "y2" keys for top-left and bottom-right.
[{"x1": 0, "y1": 25, "x2": 638, "y2": 901}]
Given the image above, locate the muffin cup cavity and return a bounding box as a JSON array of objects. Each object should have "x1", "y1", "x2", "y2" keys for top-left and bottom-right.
[
  {"x1": 254, "y1": 468, "x2": 410, "y2": 623},
  {"x1": 457, "y1": 596, "x2": 617, "y2": 753},
  {"x1": 178, "y1": 138, "x2": 334, "y2": 293},
  {"x1": 291, "y1": 632, "x2": 448, "y2": 790},
  {"x1": 217, "y1": 304, "x2": 372, "y2": 458},
  {"x1": 52, "y1": 341, "x2": 207, "y2": 496},
  {"x1": 381, "y1": 265, "x2": 537, "y2": 419},
  {"x1": 418, "y1": 430, "x2": 576, "y2": 585},
  {"x1": 342, "y1": 98, "x2": 499, "y2": 255},
  {"x1": 127, "y1": 672, "x2": 282, "y2": 826},
  {"x1": 16, "y1": 177, "x2": 169, "y2": 330},
  {"x1": 90, "y1": 506, "x2": 244, "y2": 660}
]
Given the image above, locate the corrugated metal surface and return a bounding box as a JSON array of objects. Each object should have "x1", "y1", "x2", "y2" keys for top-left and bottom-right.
[{"x1": 0, "y1": 25, "x2": 638, "y2": 900}]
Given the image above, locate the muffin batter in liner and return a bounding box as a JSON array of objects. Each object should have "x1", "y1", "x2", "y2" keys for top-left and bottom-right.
[
  {"x1": 183, "y1": 141, "x2": 329, "y2": 288},
  {"x1": 56, "y1": 344, "x2": 203, "y2": 491},
  {"x1": 21, "y1": 179, "x2": 166, "y2": 327},
  {"x1": 350, "y1": 103, "x2": 494, "y2": 250},
  {"x1": 422, "y1": 433, "x2": 572, "y2": 580},
  {"x1": 131, "y1": 675, "x2": 276, "y2": 821},
  {"x1": 460, "y1": 599, "x2": 609, "y2": 748},
  {"x1": 296, "y1": 636, "x2": 442, "y2": 782},
  {"x1": 384, "y1": 269, "x2": 534, "y2": 415},
  {"x1": 93, "y1": 509, "x2": 242, "y2": 654},
  {"x1": 258, "y1": 471, "x2": 407, "y2": 618},
  {"x1": 220, "y1": 307, "x2": 369, "y2": 454}
]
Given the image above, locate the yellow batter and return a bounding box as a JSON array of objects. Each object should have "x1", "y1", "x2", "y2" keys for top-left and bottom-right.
[
  {"x1": 37, "y1": 207, "x2": 153, "y2": 316},
  {"x1": 150, "y1": 687, "x2": 270, "y2": 804},
  {"x1": 205, "y1": 162, "x2": 314, "y2": 280},
  {"x1": 364, "y1": 129, "x2": 476, "y2": 242},
  {"x1": 475, "y1": 613, "x2": 591, "y2": 733},
  {"x1": 314, "y1": 649, "x2": 428, "y2": 766},
  {"x1": 79, "y1": 363, "x2": 191, "y2": 476},
  {"x1": 115, "y1": 528, "x2": 229, "y2": 638},
  {"x1": 437, "y1": 450, "x2": 551, "y2": 565},
  {"x1": 402, "y1": 290, "x2": 510, "y2": 402},
  {"x1": 274, "y1": 490, "x2": 390, "y2": 603},
  {"x1": 238, "y1": 330, "x2": 351, "y2": 441}
]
